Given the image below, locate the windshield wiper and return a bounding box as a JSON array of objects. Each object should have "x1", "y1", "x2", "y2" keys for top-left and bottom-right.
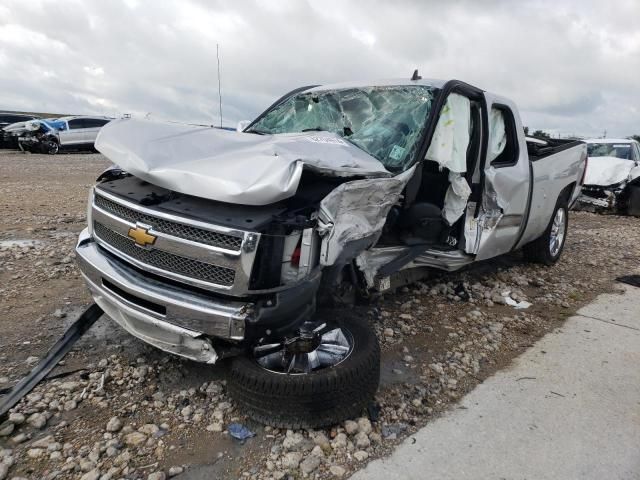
[
  {"x1": 301, "y1": 128, "x2": 326, "y2": 132},
  {"x1": 245, "y1": 129, "x2": 269, "y2": 135}
]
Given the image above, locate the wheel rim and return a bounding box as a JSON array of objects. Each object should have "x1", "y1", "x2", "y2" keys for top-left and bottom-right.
[
  {"x1": 253, "y1": 324, "x2": 354, "y2": 375},
  {"x1": 549, "y1": 208, "x2": 566, "y2": 257}
]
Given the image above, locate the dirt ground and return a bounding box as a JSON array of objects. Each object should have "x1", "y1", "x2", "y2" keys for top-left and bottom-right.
[{"x1": 1, "y1": 150, "x2": 639, "y2": 480}]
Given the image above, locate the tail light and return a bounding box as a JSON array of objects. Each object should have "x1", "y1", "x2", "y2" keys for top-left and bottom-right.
[
  {"x1": 291, "y1": 245, "x2": 301, "y2": 267},
  {"x1": 579, "y1": 156, "x2": 588, "y2": 185}
]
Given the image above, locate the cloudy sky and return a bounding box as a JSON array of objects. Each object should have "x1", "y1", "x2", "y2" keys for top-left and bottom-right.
[{"x1": 1, "y1": 0, "x2": 639, "y2": 138}]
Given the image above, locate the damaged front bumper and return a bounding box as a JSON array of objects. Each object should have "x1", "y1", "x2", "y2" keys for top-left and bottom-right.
[
  {"x1": 576, "y1": 184, "x2": 622, "y2": 211},
  {"x1": 75, "y1": 228, "x2": 250, "y2": 363},
  {"x1": 76, "y1": 228, "x2": 322, "y2": 363}
]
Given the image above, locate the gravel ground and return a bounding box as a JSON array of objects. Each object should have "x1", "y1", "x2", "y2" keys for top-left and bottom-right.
[{"x1": 1, "y1": 150, "x2": 639, "y2": 480}]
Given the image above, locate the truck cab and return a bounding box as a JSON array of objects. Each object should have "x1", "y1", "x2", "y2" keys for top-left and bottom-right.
[{"x1": 76, "y1": 77, "x2": 586, "y2": 428}]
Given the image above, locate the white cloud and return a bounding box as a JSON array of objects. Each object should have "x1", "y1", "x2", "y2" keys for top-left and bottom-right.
[
  {"x1": 350, "y1": 28, "x2": 376, "y2": 47},
  {"x1": 0, "y1": 0, "x2": 639, "y2": 137},
  {"x1": 83, "y1": 66, "x2": 104, "y2": 76}
]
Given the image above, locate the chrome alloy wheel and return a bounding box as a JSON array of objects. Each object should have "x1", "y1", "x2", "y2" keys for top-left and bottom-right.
[
  {"x1": 253, "y1": 323, "x2": 354, "y2": 374},
  {"x1": 549, "y1": 207, "x2": 566, "y2": 257}
]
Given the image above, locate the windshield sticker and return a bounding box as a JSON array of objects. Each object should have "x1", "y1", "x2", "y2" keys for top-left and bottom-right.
[
  {"x1": 306, "y1": 136, "x2": 347, "y2": 146},
  {"x1": 389, "y1": 145, "x2": 406, "y2": 161},
  {"x1": 613, "y1": 144, "x2": 630, "y2": 148}
]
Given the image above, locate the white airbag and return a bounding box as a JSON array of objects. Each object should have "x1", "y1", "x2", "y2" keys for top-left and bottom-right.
[
  {"x1": 442, "y1": 172, "x2": 472, "y2": 225},
  {"x1": 488, "y1": 108, "x2": 507, "y2": 163},
  {"x1": 425, "y1": 93, "x2": 470, "y2": 173}
]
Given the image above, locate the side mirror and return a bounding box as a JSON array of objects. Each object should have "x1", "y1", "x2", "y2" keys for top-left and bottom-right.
[{"x1": 236, "y1": 120, "x2": 251, "y2": 132}]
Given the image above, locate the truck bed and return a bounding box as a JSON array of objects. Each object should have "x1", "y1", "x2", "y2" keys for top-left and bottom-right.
[{"x1": 526, "y1": 136, "x2": 584, "y2": 161}]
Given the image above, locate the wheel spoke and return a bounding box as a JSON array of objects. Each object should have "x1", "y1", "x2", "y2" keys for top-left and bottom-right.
[
  {"x1": 317, "y1": 343, "x2": 350, "y2": 355},
  {"x1": 288, "y1": 354, "x2": 311, "y2": 374},
  {"x1": 252, "y1": 326, "x2": 354, "y2": 374},
  {"x1": 253, "y1": 343, "x2": 283, "y2": 359}
]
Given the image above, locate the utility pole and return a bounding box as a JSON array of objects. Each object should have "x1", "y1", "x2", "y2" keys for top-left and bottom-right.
[{"x1": 217, "y1": 44, "x2": 223, "y2": 128}]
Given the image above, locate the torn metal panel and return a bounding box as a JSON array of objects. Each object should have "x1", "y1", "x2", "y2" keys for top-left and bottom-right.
[
  {"x1": 442, "y1": 171, "x2": 472, "y2": 225},
  {"x1": 463, "y1": 171, "x2": 505, "y2": 255},
  {"x1": 95, "y1": 118, "x2": 391, "y2": 206},
  {"x1": 355, "y1": 246, "x2": 408, "y2": 287},
  {"x1": 318, "y1": 165, "x2": 416, "y2": 267},
  {"x1": 425, "y1": 93, "x2": 470, "y2": 173}
]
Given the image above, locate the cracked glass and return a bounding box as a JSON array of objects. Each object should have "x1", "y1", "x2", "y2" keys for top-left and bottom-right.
[{"x1": 249, "y1": 85, "x2": 436, "y2": 171}]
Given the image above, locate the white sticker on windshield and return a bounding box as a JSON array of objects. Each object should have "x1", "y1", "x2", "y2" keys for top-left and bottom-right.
[
  {"x1": 613, "y1": 144, "x2": 630, "y2": 148},
  {"x1": 389, "y1": 145, "x2": 406, "y2": 161},
  {"x1": 306, "y1": 136, "x2": 347, "y2": 146}
]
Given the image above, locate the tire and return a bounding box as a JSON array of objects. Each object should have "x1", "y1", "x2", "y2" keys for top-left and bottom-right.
[
  {"x1": 44, "y1": 140, "x2": 59, "y2": 155},
  {"x1": 523, "y1": 200, "x2": 568, "y2": 265},
  {"x1": 626, "y1": 185, "x2": 640, "y2": 216},
  {"x1": 227, "y1": 317, "x2": 380, "y2": 429}
]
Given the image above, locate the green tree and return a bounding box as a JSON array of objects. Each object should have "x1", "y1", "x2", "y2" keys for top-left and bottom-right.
[{"x1": 532, "y1": 129, "x2": 551, "y2": 139}]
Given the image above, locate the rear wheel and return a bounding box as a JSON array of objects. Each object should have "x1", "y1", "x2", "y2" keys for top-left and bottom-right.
[
  {"x1": 228, "y1": 317, "x2": 380, "y2": 429},
  {"x1": 523, "y1": 201, "x2": 568, "y2": 265}
]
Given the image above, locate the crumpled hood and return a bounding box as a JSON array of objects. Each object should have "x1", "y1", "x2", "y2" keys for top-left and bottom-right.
[
  {"x1": 95, "y1": 118, "x2": 391, "y2": 205},
  {"x1": 2, "y1": 122, "x2": 29, "y2": 134},
  {"x1": 584, "y1": 156, "x2": 637, "y2": 186}
]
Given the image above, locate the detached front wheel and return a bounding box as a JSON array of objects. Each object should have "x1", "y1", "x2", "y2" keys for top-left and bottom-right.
[{"x1": 228, "y1": 317, "x2": 380, "y2": 429}]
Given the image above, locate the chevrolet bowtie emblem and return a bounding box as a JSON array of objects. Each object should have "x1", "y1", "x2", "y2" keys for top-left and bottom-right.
[{"x1": 127, "y1": 224, "x2": 157, "y2": 247}]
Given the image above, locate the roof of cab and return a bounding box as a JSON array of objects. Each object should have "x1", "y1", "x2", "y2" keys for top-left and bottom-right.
[{"x1": 305, "y1": 78, "x2": 451, "y2": 92}]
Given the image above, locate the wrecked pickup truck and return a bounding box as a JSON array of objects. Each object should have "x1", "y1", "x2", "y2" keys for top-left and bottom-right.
[
  {"x1": 75, "y1": 77, "x2": 586, "y2": 427},
  {"x1": 576, "y1": 138, "x2": 640, "y2": 215}
]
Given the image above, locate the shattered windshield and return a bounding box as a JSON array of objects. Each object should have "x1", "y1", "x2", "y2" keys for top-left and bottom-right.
[
  {"x1": 587, "y1": 143, "x2": 633, "y2": 160},
  {"x1": 249, "y1": 85, "x2": 436, "y2": 171}
]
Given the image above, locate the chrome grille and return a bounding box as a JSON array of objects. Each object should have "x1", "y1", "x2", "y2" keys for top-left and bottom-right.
[
  {"x1": 94, "y1": 193, "x2": 242, "y2": 251},
  {"x1": 93, "y1": 221, "x2": 236, "y2": 286}
]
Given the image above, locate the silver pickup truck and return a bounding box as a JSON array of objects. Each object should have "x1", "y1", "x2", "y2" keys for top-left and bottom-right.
[{"x1": 76, "y1": 76, "x2": 586, "y2": 428}]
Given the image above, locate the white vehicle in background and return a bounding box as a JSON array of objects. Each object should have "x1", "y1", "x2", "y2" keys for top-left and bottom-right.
[
  {"x1": 53, "y1": 116, "x2": 113, "y2": 152},
  {"x1": 577, "y1": 138, "x2": 640, "y2": 215}
]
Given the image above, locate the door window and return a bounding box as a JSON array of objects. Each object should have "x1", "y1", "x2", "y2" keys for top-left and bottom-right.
[
  {"x1": 84, "y1": 119, "x2": 110, "y2": 128},
  {"x1": 67, "y1": 119, "x2": 86, "y2": 129},
  {"x1": 489, "y1": 106, "x2": 519, "y2": 167}
]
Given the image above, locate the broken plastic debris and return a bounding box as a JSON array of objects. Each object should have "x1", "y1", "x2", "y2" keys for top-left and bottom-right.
[
  {"x1": 228, "y1": 423, "x2": 255, "y2": 441},
  {"x1": 504, "y1": 296, "x2": 532, "y2": 310},
  {"x1": 381, "y1": 422, "x2": 408, "y2": 439}
]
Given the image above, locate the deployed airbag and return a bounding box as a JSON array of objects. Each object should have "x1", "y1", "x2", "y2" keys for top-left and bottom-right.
[
  {"x1": 95, "y1": 118, "x2": 391, "y2": 206},
  {"x1": 425, "y1": 93, "x2": 470, "y2": 173},
  {"x1": 442, "y1": 172, "x2": 472, "y2": 225},
  {"x1": 488, "y1": 108, "x2": 506, "y2": 163}
]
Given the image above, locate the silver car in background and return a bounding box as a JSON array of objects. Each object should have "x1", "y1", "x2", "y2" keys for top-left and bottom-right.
[{"x1": 55, "y1": 116, "x2": 113, "y2": 151}]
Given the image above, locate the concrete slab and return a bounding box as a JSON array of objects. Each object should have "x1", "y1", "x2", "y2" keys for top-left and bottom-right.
[{"x1": 352, "y1": 285, "x2": 640, "y2": 480}]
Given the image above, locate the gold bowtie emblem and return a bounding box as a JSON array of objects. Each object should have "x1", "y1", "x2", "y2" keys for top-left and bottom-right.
[{"x1": 127, "y1": 224, "x2": 157, "y2": 247}]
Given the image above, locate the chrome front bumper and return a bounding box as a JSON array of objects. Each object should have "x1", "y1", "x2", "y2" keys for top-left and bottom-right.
[{"x1": 75, "y1": 228, "x2": 252, "y2": 363}]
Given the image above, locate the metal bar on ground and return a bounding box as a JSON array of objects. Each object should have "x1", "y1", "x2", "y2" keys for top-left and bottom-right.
[{"x1": 0, "y1": 303, "x2": 104, "y2": 418}]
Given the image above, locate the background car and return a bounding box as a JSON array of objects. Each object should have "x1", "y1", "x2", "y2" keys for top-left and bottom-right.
[
  {"x1": 54, "y1": 116, "x2": 113, "y2": 152},
  {"x1": 0, "y1": 113, "x2": 39, "y2": 149},
  {"x1": 577, "y1": 138, "x2": 640, "y2": 214}
]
